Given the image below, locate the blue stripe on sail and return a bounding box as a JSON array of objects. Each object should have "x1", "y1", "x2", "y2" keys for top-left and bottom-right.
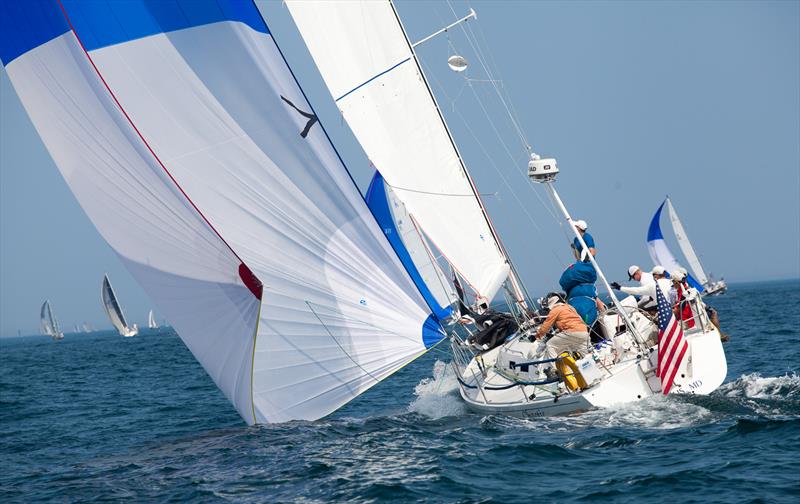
[
  {"x1": 647, "y1": 200, "x2": 666, "y2": 242},
  {"x1": 1, "y1": 0, "x2": 267, "y2": 65},
  {"x1": 686, "y1": 273, "x2": 704, "y2": 291},
  {"x1": 422, "y1": 314, "x2": 445, "y2": 349},
  {"x1": 63, "y1": 0, "x2": 268, "y2": 52},
  {"x1": 366, "y1": 171, "x2": 453, "y2": 322},
  {"x1": 0, "y1": 0, "x2": 69, "y2": 65},
  {"x1": 335, "y1": 58, "x2": 411, "y2": 102}
]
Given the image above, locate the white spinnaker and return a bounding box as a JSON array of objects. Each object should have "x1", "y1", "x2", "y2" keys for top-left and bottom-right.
[
  {"x1": 286, "y1": 0, "x2": 511, "y2": 301},
  {"x1": 102, "y1": 275, "x2": 130, "y2": 336},
  {"x1": 666, "y1": 198, "x2": 708, "y2": 286},
  {"x1": 3, "y1": 1, "x2": 441, "y2": 424}
]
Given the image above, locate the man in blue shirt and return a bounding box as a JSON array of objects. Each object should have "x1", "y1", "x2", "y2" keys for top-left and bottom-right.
[{"x1": 571, "y1": 219, "x2": 595, "y2": 262}]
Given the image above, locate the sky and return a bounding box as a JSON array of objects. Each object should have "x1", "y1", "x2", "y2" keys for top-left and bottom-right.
[{"x1": 1, "y1": 0, "x2": 798, "y2": 336}]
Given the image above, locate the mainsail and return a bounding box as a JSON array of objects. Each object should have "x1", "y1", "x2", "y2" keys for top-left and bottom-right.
[
  {"x1": 286, "y1": 0, "x2": 518, "y2": 303},
  {"x1": 647, "y1": 200, "x2": 704, "y2": 291},
  {"x1": 148, "y1": 310, "x2": 158, "y2": 329},
  {"x1": 665, "y1": 197, "x2": 709, "y2": 286},
  {"x1": 40, "y1": 300, "x2": 63, "y2": 339},
  {"x1": 2, "y1": 0, "x2": 443, "y2": 424},
  {"x1": 101, "y1": 274, "x2": 133, "y2": 336}
]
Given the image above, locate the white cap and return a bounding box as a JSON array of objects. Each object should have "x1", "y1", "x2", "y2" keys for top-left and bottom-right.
[
  {"x1": 651, "y1": 265, "x2": 666, "y2": 275},
  {"x1": 627, "y1": 265, "x2": 640, "y2": 279},
  {"x1": 574, "y1": 220, "x2": 588, "y2": 231},
  {"x1": 671, "y1": 269, "x2": 686, "y2": 281},
  {"x1": 546, "y1": 295, "x2": 562, "y2": 309}
]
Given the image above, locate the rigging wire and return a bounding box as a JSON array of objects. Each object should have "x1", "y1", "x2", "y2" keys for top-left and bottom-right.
[
  {"x1": 441, "y1": 0, "x2": 577, "y2": 256},
  {"x1": 421, "y1": 61, "x2": 566, "y2": 270}
]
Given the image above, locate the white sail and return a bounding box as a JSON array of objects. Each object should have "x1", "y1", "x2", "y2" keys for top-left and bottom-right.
[
  {"x1": 2, "y1": 0, "x2": 443, "y2": 424},
  {"x1": 40, "y1": 300, "x2": 63, "y2": 339},
  {"x1": 366, "y1": 172, "x2": 459, "y2": 319},
  {"x1": 286, "y1": 0, "x2": 514, "y2": 302},
  {"x1": 666, "y1": 197, "x2": 708, "y2": 286},
  {"x1": 102, "y1": 274, "x2": 137, "y2": 337},
  {"x1": 148, "y1": 310, "x2": 158, "y2": 329}
]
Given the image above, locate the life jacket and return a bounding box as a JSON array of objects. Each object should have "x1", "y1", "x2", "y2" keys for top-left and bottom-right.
[
  {"x1": 559, "y1": 262, "x2": 599, "y2": 325},
  {"x1": 676, "y1": 284, "x2": 695, "y2": 329}
]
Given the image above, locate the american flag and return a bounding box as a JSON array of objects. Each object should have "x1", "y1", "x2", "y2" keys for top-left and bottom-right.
[{"x1": 656, "y1": 283, "x2": 688, "y2": 395}]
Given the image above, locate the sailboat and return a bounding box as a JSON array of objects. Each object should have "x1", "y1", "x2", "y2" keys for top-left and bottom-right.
[
  {"x1": 40, "y1": 300, "x2": 64, "y2": 340},
  {"x1": 147, "y1": 310, "x2": 158, "y2": 330},
  {"x1": 101, "y1": 275, "x2": 138, "y2": 338},
  {"x1": 2, "y1": 0, "x2": 725, "y2": 424},
  {"x1": 288, "y1": 1, "x2": 727, "y2": 415},
  {"x1": 82, "y1": 322, "x2": 92, "y2": 333},
  {"x1": 648, "y1": 197, "x2": 727, "y2": 296}
]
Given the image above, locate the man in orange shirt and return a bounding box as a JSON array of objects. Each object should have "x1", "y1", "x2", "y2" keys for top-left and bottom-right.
[{"x1": 535, "y1": 292, "x2": 590, "y2": 359}]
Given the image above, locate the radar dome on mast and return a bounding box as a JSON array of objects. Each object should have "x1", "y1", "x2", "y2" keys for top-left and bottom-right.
[{"x1": 527, "y1": 153, "x2": 559, "y2": 183}]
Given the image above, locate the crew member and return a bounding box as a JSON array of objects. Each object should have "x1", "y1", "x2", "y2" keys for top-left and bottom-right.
[
  {"x1": 560, "y1": 260, "x2": 605, "y2": 325},
  {"x1": 614, "y1": 265, "x2": 656, "y2": 309},
  {"x1": 571, "y1": 220, "x2": 596, "y2": 261},
  {"x1": 535, "y1": 292, "x2": 590, "y2": 359},
  {"x1": 458, "y1": 296, "x2": 519, "y2": 351},
  {"x1": 610, "y1": 266, "x2": 672, "y2": 313},
  {"x1": 670, "y1": 269, "x2": 696, "y2": 329}
]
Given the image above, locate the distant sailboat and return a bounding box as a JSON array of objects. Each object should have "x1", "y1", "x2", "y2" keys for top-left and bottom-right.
[
  {"x1": 82, "y1": 322, "x2": 92, "y2": 333},
  {"x1": 647, "y1": 197, "x2": 727, "y2": 296},
  {"x1": 40, "y1": 300, "x2": 64, "y2": 340},
  {"x1": 147, "y1": 310, "x2": 158, "y2": 329},
  {"x1": 73, "y1": 324, "x2": 80, "y2": 333},
  {"x1": 101, "y1": 274, "x2": 138, "y2": 337}
]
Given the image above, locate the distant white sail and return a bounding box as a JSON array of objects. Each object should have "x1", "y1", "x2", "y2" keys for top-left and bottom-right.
[
  {"x1": 101, "y1": 275, "x2": 138, "y2": 338},
  {"x1": 665, "y1": 197, "x2": 708, "y2": 286},
  {"x1": 286, "y1": 0, "x2": 516, "y2": 303},
  {"x1": 40, "y1": 300, "x2": 64, "y2": 340},
  {"x1": 148, "y1": 310, "x2": 158, "y2": 329}
]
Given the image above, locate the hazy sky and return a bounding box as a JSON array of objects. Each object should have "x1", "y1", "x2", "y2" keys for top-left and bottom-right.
[{"x1": 1, "y1": 0, "x2": 798, "y2": 336}]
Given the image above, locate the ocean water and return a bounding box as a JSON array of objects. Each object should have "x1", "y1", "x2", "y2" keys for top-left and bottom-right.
[{"x1": 1, "y1": 280, "x2": 798, "y2": 503}]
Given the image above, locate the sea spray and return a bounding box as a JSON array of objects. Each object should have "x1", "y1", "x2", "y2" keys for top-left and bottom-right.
[{"x1": 408, "y1": 360, "x2": 466, "y2": 418}]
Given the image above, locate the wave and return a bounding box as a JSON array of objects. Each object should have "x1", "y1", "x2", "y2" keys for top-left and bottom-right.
[
  {"x1": 717, "y1": 372, "x2": 800, "y2": 399},
  {"x1": 407, "y1": 360, "x2": 466, "y2": 419}
]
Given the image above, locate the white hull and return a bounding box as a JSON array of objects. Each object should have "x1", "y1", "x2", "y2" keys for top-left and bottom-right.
[
  {"x1": 454, "y1": 302, "x2": 727, "y2": 417},
  {"x1": 120, "y1": 327, "x2": 138, "y2": 338}
]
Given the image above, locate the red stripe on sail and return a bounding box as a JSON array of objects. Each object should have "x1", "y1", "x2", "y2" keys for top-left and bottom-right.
[{"x1": 55, "y1": 0, "x2": 263, "y2": 301}]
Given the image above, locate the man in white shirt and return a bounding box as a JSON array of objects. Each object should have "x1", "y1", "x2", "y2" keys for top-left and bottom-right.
[{"x1": 611, "y1": 266, "x2": 672, "y2": 311}]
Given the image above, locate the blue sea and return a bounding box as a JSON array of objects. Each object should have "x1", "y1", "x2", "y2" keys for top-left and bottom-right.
[{"x1": 2, "y1": 280, "x2": 798, "y2": 503}]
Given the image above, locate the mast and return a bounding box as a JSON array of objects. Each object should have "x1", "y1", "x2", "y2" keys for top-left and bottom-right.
[
  {"x1": 386, "y1": 1, "x2": 528, "y2": 308},
  {"x1": 528, "y1": 157, "x2": 645, "y2": 346}
]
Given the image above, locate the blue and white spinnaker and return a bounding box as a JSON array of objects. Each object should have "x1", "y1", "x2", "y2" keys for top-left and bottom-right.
[
  {"x1": 647, "y1": 199, "x2": 704, "y2": 291},
  {"x1": 1, "y1": 0, "x2": 445, "y2": 424}
]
